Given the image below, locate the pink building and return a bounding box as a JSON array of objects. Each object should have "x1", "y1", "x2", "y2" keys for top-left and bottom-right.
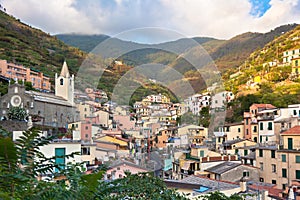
[
  {"x1": 105, "y1": 160, "x2": 148, "y2": 180},
  {"x1": 0, "y1": 60, "x2": 51, "y2": 91},
  {"x1": 81, "y1": 121, "x2": 92, "y2": 142},
  {"x1": 113, "y1": 114, "x2": 136, "y2": 131}
]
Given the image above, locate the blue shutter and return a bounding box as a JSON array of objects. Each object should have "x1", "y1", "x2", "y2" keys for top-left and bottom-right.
[{"x1": 55, "y1": 148, "x2": 66, "y2": 172}]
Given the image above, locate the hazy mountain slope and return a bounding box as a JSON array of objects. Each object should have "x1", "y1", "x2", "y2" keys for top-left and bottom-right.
[
  {"x1": 0, "y1": 10, "x2": 85, "y2": 78},
  {"x1": 210, "y1": 24, "x2": 298, "y2": 70}
]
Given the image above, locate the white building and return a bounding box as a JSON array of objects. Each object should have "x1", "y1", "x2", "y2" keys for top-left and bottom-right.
[
  {"x1": 185, "y1": 93, "x2": 211, "y2": 115},
  {"x1": 210, "y1": 91, "x2": 234, "y2": 110},
  {"x1": 282, "y1": 48, "x2": 300, "y2": 64}
]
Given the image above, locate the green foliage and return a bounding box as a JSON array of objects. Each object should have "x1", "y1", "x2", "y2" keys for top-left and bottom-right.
[
  {"x1": 94, "y1": 173, "x2": 187, "y2": 200},
  {"x1": 0, "y1": 10, "x2": 85, "y2": 79},
  {"x1": 199, "y1": 107, "x2": 210, "y2": 128},
  {"x1": 0, "y1": 82, "x2": 8, "y2": 96},
  {"x1": 226, "y1": 94, "x2": 261, "y2": 123},
  {"x1": 202, "y1": 191, "x2": 243, "y2": 200},
  {"x1": 179, "y1": 112, "x2": 199, "y2": 126},
  {"x1": 0, "y1": 126, "x2": 187, "y2": 199},
  {"x1": 7, "y1": 107, "x2": 28, "y2": 121}
]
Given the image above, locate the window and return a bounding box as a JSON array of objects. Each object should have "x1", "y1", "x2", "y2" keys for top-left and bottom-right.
[
  {"x1": 253, "y1": 126, "x2": 257, "y2": 132},
  {"x1": 259, "y1": 149, "x2": 263, "y2": 157},
  {"x1": 246, "y1": 129, "x2": 249, "y2": 135},
  {"x1": 260, "y1": 123, "x2": 263, "y2": 130},
  {"x1": 60, "y1": 78, "x2": 64, "y2": 85},
  {"x1": 81, "y1": 147, "x2": 90, "y2": 155},
  {"x1": 268, "y1": 122, "x2": 273, "y2": 130},
  {"x1": 282, "y1": 154, "x2": 286, "y2": 162},
  {"x1": 282, "y1": 168, "x2": 287, "y2": 178},
  {"x1": 243, "y1": 171, "x2": 250, "y2": 177},
  {"x1": 271, "y1": 150, "x2": 276, "y2": 158},
  {"x1": 296, "y1": 170, "x2": 300, "y2": 179},
  {"x1": 246, "y1": 119, "x2": 249, "y2": 125},
  {"x1": 259, "y1": 177, "x2": 264, "y2": 182},
  {"x1": 272, "y1": 164, "x2": 276, "y2": 173},
  {"x1": 260, "y1": 162, "x2": 263, "y2": 170},
  {"x1": 288, "y1": 138, "x2": 293, "y2": 150},
  {"x1": 244, "y1": 150, "x2": 248, "y2": 156},
  {"x1": 260, "y1": 136, "x2": 262, "y2": 143},
  {"x1": 282, "y1": 184, "x2": 287, "y2": 190},
  {"x1": 85, "y1": 134, "x2": 89, "y2": 138},
  {"x1": 254, "y1": 137, "x2": 257, "y2": 143},
  {"x1": 238, "y1": 128, "x2": 241, "y2": 133},
  {"x1": 55, "y1": 148, "x2": 66, "y2": 172},
  {"x1": 235, "y1": 149, "x2": 238, "y2": 154},
  {"x1": 296, "y1": 156, "x2": 300, "y2": 163},
  {"x1": 294, "y1": 110, "x2": 297, "y2": 115},
  {"x1": 200, "y1": 150, "x2": 204, "y2": 157},
  {"x1": 85, "y1": 126, "x2": 88, "y2": 130},
  {"x1": 272, "y1": 180, "x2": 277, "y2": 184}
]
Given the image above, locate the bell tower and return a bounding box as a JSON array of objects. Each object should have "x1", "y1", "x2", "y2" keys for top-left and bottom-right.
[{"x1": 55, "y1": 61, "x2": 74, "y2": 105}]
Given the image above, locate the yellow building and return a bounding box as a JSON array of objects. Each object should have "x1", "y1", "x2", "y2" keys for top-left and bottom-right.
[
  {"x1": 223, "y1": 139, "x2": 257, "y2": 155},
  {"x1": 161, "y1": 95, "x2": 170, "y2": 104},
  {"x1": 255, "y1": 126, "x2": 300, "y2": 191},
  {"x1": 95, "y1": 135, "x2": 128, "y2": 150},
  {"x1": 254, "y1": 76, "x2": 261, "y2": 83},
  {"x1": 291, "y1": 57, "x2": 300, "y2": 77}
]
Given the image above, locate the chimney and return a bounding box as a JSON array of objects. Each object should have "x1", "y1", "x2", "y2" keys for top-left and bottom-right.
[
  {"x1": 239, "y1": 177, "x2": 247, "y2": 192},
  {"x1": 111, "y1": 170, "x2": 116, "y2": 180},
  {"x1": 262, "y1": 190, "x2": 269, "y2": 200}
]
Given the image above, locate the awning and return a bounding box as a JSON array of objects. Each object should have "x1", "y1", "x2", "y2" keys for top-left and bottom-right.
[{"x1": 181, "y1": 161, "x2": 195, "y2": 170}]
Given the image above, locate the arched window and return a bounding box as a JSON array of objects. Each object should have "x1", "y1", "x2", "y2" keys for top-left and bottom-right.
[{"x1": 60, "y1": 78, "x2": 64, "y2": 85}]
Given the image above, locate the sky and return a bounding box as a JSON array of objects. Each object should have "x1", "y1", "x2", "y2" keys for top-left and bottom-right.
[{"x1": 1, "y1": 0, "x2": 300, "y2": 43}]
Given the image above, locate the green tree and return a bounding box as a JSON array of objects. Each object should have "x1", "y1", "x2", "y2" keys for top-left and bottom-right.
[
  {"x1": 199, "y1": 107, "x2": 210, "y2": 127},
  {"x1": 203, "y1": 191, "x2": 244, "y2": 200},
  {"x1": 7, "y1": 107, "x2": 28, "y2": 121},
  {"x1": 0, "y1": 127, "x2": 187, "y2": 200}
]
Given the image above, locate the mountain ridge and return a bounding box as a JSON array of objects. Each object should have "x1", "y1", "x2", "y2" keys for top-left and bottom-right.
[{"x1": 57, "y1": 24, "x2": 298, "y2": 72}]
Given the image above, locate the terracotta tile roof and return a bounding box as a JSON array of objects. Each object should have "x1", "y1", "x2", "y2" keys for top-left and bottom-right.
[
  {"x1": 281, "y1": 125, "x2": 300, "y2": 135},
  {"x1": 248, "y1": 184, "x2": 282, "y2": 199},
  {"x1": 252, "y1": 104, "x2": 276, "y2": 109}
]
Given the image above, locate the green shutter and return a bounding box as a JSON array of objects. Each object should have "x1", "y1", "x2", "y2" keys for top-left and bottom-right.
[
  {"x1": 288, "y1": 138, "x2": 293, "y2": 150},
  {"x1": 200, "y1": 150, "x2": 204, "y2": 157},
  {"x1": 282, "y1": 168, "x2": 287, "y2": 178},
  {"x1": 235, "y1": 149, "x2": 238, "y2": 154},
  {"x1": 260, "y1": 136, "x2": 262, "y2": 143},
  {"x1": 296, "y1": 170, "x2": 300, "y2": 179},
  {"x1": 296, "y1": 156, "x2": 300, "y2": 163},
  {"x1": 282, "y1": 154, "x2": 286, "y2": 162},
  {"x1": 244, "y1": 150, "x2": 248, "y2": 156},
  {"x1": 259, "y1": 149, "x2": 263, "y2": 157},
  {"x1": 271, "y1": 150, "x2": 275, "y2": 158},
  {"x1": 260, "y1": 123, "x2": 263, "y2": 130},
  {"x1": 268, "y1": 122, "x2": 272, "y2": 130}
]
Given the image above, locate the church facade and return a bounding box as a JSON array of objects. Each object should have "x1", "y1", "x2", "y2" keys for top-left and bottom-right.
[{"x1": 0, "y1": 61, "x2": 79, "y2": 128}]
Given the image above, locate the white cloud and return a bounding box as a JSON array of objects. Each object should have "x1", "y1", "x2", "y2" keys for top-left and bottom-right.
[
  {"x1": 1, "y1": 0, "x2": 94, "y2": 34},
  {"x1": 1, "y1": 0, "x2": 300, "y2": 40}
]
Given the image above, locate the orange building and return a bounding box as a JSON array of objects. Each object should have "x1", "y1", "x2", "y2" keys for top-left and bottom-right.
[{"x1": 0, "y1": 60, "x2": 51, "y2": 91}]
